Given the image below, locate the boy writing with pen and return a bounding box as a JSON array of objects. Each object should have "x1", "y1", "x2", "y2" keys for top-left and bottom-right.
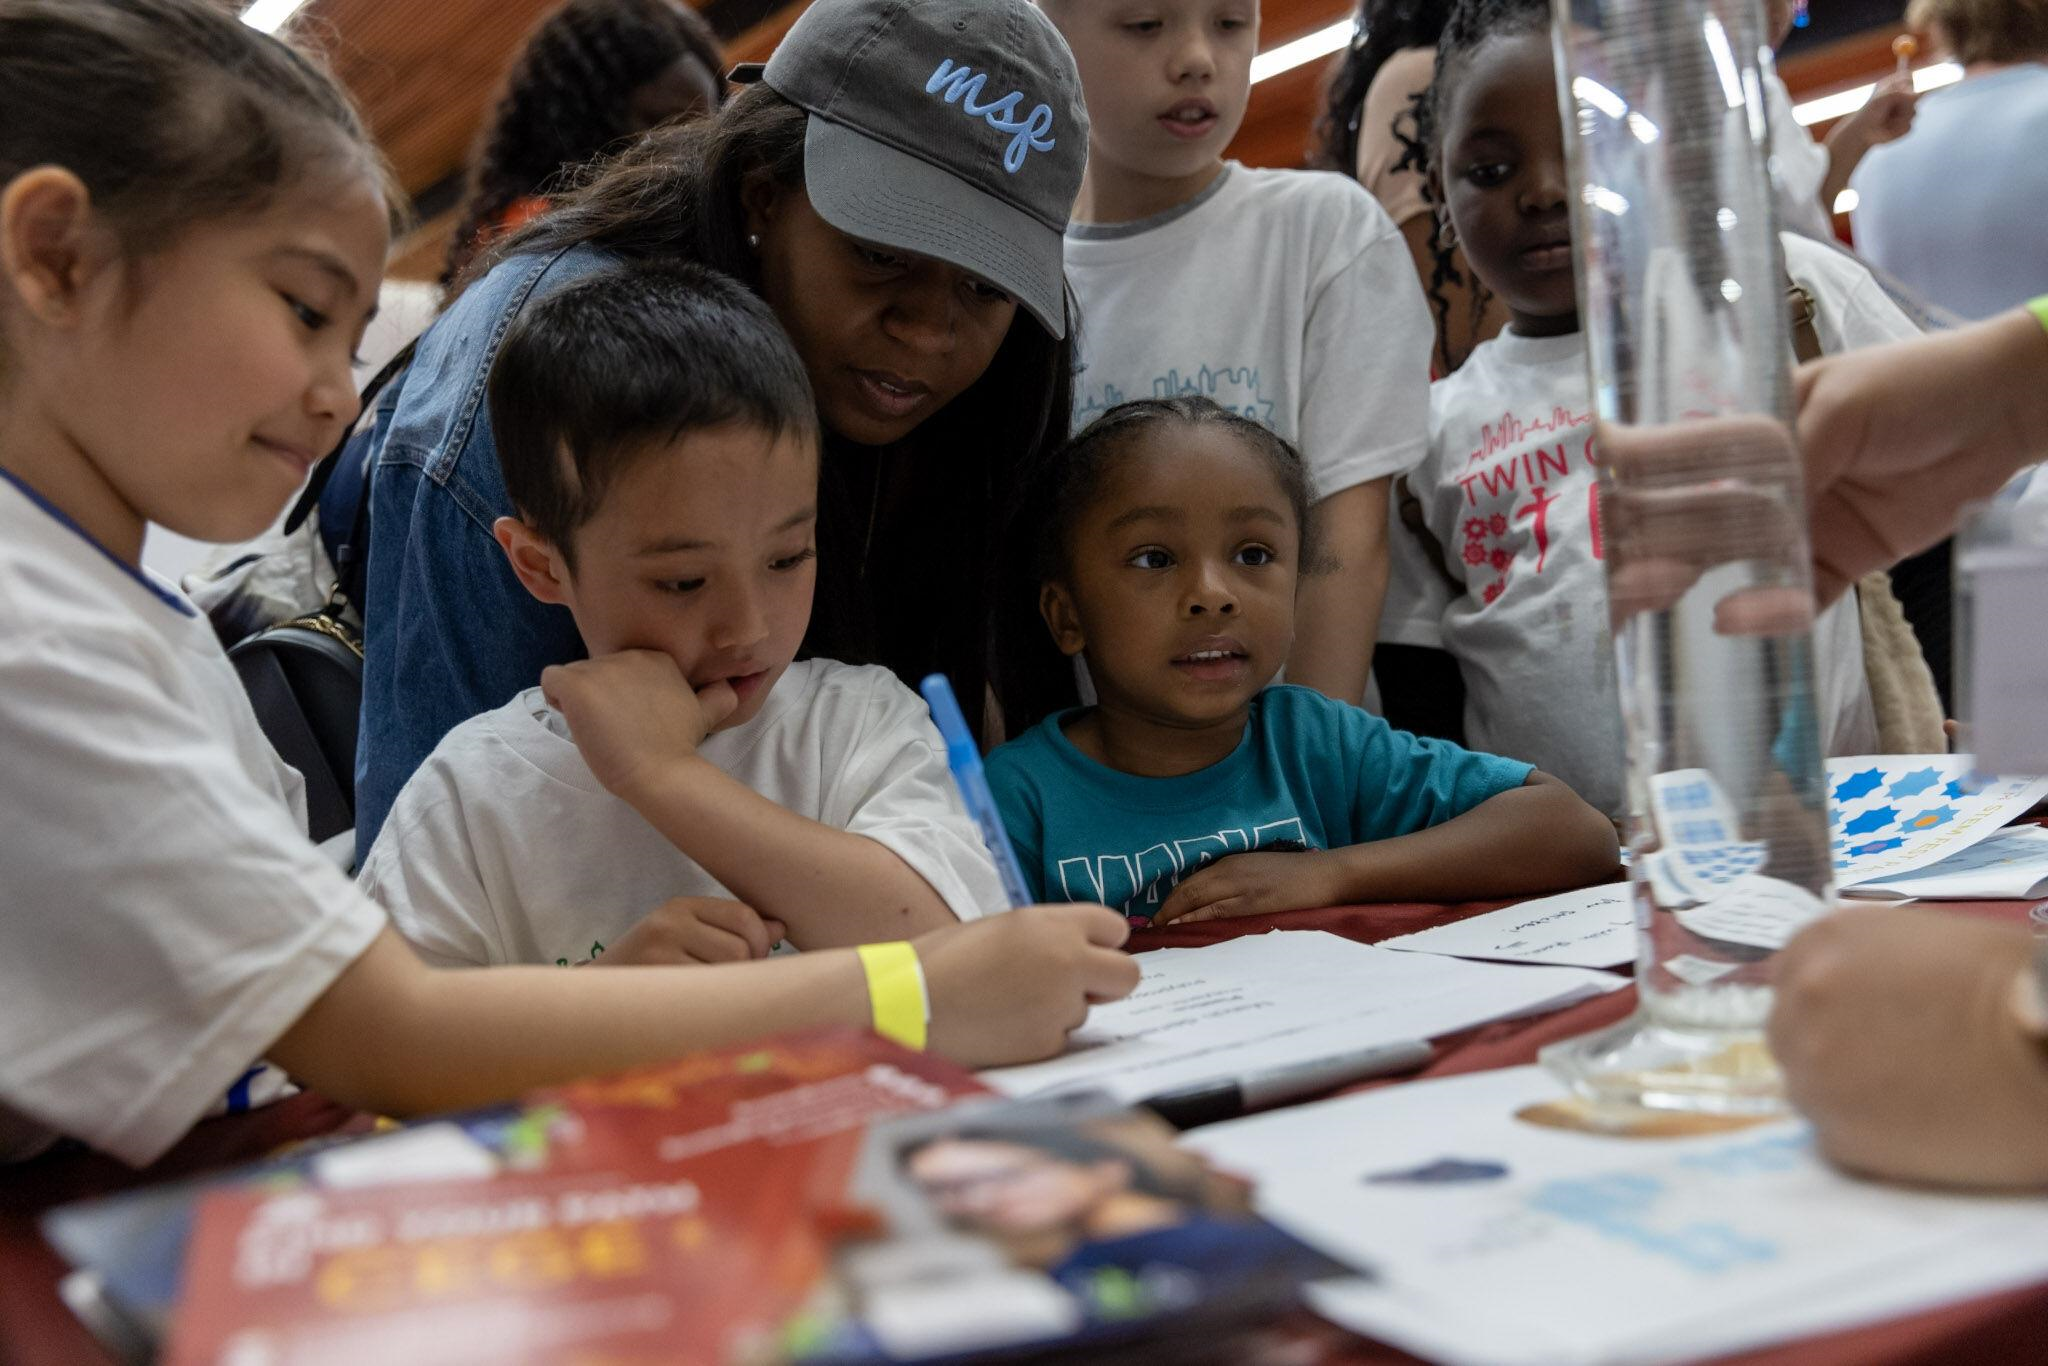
[{"x1": 359, "y1": 263, "x2": 1032, "y2": 968}]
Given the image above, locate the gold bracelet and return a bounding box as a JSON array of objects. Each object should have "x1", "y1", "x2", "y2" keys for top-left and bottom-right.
[{"x1": 856, "y1": 942, "x2": 930, "y2": 1051}]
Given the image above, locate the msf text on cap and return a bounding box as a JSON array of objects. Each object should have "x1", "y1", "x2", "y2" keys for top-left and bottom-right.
[{"x1": 735, "y1": 0, "x2": 1090, "y2": 338}]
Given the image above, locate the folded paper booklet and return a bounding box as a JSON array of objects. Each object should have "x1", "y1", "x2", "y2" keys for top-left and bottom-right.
[{"x1": 51, "y1": 1031, "x2": 1338, "y2": 1365}]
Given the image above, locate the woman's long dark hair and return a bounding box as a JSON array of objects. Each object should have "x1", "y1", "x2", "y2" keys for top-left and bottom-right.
[
  {"x1": 481, "y1": 84, "x2": 1075, "y2": 734},
  {"x1": 1310, "y1": 0, "x2": 1452, "y2": 173}
]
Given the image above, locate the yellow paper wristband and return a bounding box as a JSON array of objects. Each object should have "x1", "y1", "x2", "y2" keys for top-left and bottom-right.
[
  {"x1": 856, "y1": 942, "x2": 929, "y2": 1052},
  {"x1": 2030, "y1": 295, "x2": 2048, "y2": 337}
]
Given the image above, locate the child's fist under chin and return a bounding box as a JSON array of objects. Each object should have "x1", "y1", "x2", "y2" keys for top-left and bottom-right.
[{"x1": 541, "y1": 650, "x2": 740, "y2": 799}]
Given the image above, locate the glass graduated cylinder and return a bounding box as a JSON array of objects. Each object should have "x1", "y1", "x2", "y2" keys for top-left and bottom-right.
[{"x1": 1541, "y1": 0, "x2": 1835, "y2": 1112}]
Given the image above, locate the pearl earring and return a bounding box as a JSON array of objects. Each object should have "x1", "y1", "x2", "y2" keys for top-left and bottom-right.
[{"x1": 748, "y1": 233, "x2": 761, "y2": 249}]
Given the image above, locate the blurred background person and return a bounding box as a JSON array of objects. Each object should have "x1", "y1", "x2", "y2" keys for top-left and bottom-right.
[
  {"x1": 441, "y1": 0, "x2": 725, "y2": 287},
  {"x1": 1851, "y1": 0, "x2": 2048, "y2": 320}
]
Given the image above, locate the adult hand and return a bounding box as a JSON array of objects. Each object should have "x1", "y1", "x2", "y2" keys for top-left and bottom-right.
[
  {"x1": 1768, "y1": 907, "x2": 2048, "y2": 1189},
  {"x1": 540, "y1": 649, "x2": 739, "y2": 801},
  {"x1": 1154, "y1": 851, "x2": 1343, "y2": 925},
  {"x1": 915, "y1": 902, "x2": 1139, "y2": 1067},
  {"x1": 595, "y1": 897, "x2": 786, "y2": 965},
  {"x1": 1596, "y1": 415, "x2": 1819, "y2": 630},
  {"x1": 1795, "y1": 308, "x2": 2048, "y2": 605}
]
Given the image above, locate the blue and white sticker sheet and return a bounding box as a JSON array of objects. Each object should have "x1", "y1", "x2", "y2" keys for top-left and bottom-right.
[{"x1": 1826, "y1": 755, "x2": 2048, "y2": 886}]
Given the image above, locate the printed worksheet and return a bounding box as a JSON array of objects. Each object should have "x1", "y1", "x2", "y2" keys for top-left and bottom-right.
[
  {"x1": 979, "y1": 932, "x2": 1623, "y2": 1103},
  {"x1": 1186, "y1": 1067, "x2": 2048, "y2": 1366}
]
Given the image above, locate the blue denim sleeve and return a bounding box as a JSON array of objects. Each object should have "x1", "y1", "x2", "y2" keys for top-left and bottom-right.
[
  {"x1": 353, "y1": 456, "x2": 583, "y2": 857},
  {"x1": 353, "y1": 249, "x2": 601, "y2": 860}
]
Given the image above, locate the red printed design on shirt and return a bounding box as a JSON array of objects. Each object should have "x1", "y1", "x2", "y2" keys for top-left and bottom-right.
[{"x1": 1451, "y1": 407, "x2": 1598, "y2": 605}]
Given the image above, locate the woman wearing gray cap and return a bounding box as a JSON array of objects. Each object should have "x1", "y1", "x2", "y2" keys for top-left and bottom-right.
[{"x1": 352, "y1": 0, "x2": 1090, "y2": 857}]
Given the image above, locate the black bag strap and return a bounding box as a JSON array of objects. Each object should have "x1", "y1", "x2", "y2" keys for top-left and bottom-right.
[{"x1": 283, "y1": 340, "x2": 417, "y2": 539}]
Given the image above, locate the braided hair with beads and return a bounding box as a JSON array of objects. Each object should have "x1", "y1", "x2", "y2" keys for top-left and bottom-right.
[
  {"x1": 1310, "y1": 0, "x2": 1452, "y2": 175},
  {"x1": 442, "y1": 0, "x2": 724, "y2": 285},
  {"x1": 1412, "y1": 0, "x2": 1549, "y2": 370}
]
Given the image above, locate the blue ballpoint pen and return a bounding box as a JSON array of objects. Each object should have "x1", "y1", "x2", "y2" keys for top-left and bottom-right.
[{"x1": 920, "y1": 673, "x2": 1034, "y2": 908}]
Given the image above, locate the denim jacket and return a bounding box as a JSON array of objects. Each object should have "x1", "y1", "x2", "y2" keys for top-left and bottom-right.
[{"x1": 355, "y1": 245, "x2": 616, "y2": 858}]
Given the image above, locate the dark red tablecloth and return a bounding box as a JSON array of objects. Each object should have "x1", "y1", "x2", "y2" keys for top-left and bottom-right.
[{"x1": 3, "y1": 893, "x2": 2043, "y2": 1366}]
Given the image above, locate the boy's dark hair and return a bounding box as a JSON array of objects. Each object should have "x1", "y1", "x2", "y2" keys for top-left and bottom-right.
[
  {"x1": 443, "y1": 0, "x2": 725, "y2": 284},
  {"x1": 1411, "y1": 0, "x2": 1550, "y2": 366},
  {"x1": 992, "y1": 396, "x2": 1321, "y2": 730},
  {"x1": 0, "y1": 0, "x2": 390, "y2": 281},
  {"x1": 479, "y1": 82, "x2": 1076, "y2": 729},
  {"x1": 1311, "y1": 0, "x2": 1453, "y2": 174},
  {"x1": 488, "y1": 261, "x2": 816, "y2": 567}
]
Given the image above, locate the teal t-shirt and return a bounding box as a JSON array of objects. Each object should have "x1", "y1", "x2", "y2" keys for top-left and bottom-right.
[{"x1": 985, "y1": 686, "x2": 1533, "y2": 922}]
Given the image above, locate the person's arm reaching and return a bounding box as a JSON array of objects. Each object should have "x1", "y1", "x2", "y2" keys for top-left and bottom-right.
[
  {"x1": 540, "y1": 650, "x2": 962, "y2": 947},
  {"x1": 1288, "y1": 478, "x2": 1391, "y2": 705},
  {"x1": 1154, "y1": 772, "x2": 1618, "y2": 924},
  {"x1": 1796, "y1": 301, "x2": 2048, "y2": 604},
  {"x1": 1818, "y1": 73, "x2": 1916, "y2": 213},
  {"x1": 1599, "y1": 302, "x2": 2048, "y2": 624},
  {"x1": 271, "y1": 903, "x2": 1140, "y2": 1117}
]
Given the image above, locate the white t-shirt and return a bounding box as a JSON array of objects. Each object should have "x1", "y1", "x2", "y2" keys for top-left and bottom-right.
[
  {"x1": 1764, "y1": 69, "x2": 1836, "y2": 242},
  {"x1": 359, "y1": 660, "x2": 1006, "y2": 967},
  {"x1": 1401, "y1": 234, "x2": 1909, "y2": 815},
  {"x1": 0, "y1": 474, "x2": 385, "y2": 1166},
  {"x1": 1063, "y1": 162, "x2": 1434, "y2": 498},
  {"x1": 1851, "y1": 63, "x2": 2048, "y2": 320}
]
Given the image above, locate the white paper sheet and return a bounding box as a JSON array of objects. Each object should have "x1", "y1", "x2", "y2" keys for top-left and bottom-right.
[
  {"x1": 1378, "y1": 885, "x2": 1636, "y2": 968},
  {"x1": 978, "y1": 932, "x2": 1624, "y2": 1103},
  {"x1": 1184, "y1": 1067, "x2": 2048, "y2": 1366},
  {"x1": 1828, "y1": 756, "x2": 2048, "y2": 885},
  {"x1": 1843, "y1": 823, "x2": 2048, "y2": 900},
  {"x1": 1669, "y1": 873, "x2": 1830, "y2": 952}
]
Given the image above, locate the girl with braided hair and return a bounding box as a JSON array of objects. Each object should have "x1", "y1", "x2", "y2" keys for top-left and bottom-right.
[
  {"x1": 1400, "y1": 0, "x2": 1896, "y2": 820},
  {"x1": 1314, "y1": 0, "x2": 1504, "y2": 377},
  {"x1": 441, "y1": 0, "x2": 724, "y2": 285}
]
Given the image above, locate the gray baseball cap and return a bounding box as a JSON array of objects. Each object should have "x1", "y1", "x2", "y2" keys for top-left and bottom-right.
[{"x1": 735, "y1": 0, "x2": 1088, "y2": 338}]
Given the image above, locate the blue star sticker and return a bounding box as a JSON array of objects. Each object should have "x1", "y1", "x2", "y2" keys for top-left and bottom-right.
[
  {"x1": 1904, "y1": 804, "x2": 1959, "y2": 831},
  {"x1": 1843, "y1": 805, "x2": 1899, "y2": 836},
  {"x1": 1833, "y1": 768, "x2": 1885, "y2": 804},
  {"x1": 1845, "y1": 837, "x2": 1905, "y2": 858},
  {"x1": 1887, "y1": 767, "x2": 1942, "y2": 799},
  {"x1": 1947, "y1": 771, "x2": 1994, "y2": 799}
]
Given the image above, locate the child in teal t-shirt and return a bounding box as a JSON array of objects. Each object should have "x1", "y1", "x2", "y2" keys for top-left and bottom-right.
[{"x1": 987, "y1": 397, "x2": 1618, "y2": 927}]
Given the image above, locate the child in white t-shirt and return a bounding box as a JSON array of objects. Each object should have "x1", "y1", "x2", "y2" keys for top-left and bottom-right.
[
  {"x1": 1039, "y1": 0, "x2": 1435, "y2": 706},
  {"x1": 358, "y1": 263, "x2": 1007, "y2": 966},
  {"x1": 0, "y1": 0, "x2": 1133, "y2": 1168},
  {"x1": 1390, "y1": 0, "x2": 1895, "y2": 818}
]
